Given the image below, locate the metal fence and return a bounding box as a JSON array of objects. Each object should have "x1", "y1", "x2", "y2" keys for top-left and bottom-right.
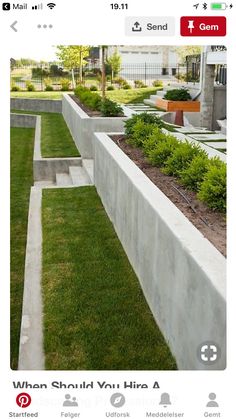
[
  {"x1": 10, "y1": 63, "x2": 189, "y2": 91},
  {"x1": 10, "y1": 60, "x2": 227, "y2": 91}
]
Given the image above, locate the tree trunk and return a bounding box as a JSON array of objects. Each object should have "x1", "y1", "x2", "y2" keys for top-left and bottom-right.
[{"x1": 101, "y1": 46, "x2": 106, "y2": 99}]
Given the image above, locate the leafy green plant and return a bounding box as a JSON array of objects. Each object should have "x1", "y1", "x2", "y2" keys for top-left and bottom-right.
[
  {"x1": 90, "y1": 85, "x2": 98, "y2": 91},
  {"x1": 107, "y1": 85, "x2": 115, "y2": 91},
  {"x1": 74, "y1": 86, "x2": 102, "y2": 111},
  {"x1": 26, "y1": 81, "x2": 35, "y2": 92},
  {"x1": 179, "y1": 154, "x2": 209, "y2": 191},
  {"x1": 123, "y1": 84, "x2": 132, "y2": 89},
  {"x1": 147, "y1": 135, "x2": 180, "y2": 167},
  {"x1": 124, "y1": 113, "x2": 164, "y2": 137},
  {"x1": 163, "y1": 141, "x2": 204, "y2": 176},
  {"x1": 45, "y1": 85, "x2": 54, "y2": 91},
  {"x1": 164, "y1": 88, "x2": 191, "y2": 101},
  {"x1": 134, "y1": 80, "x2": 146, "y2": 88},
  {"x1": 100, "y1": 98, "x2": 124, "y2": 117},
  {"x1": 142, "y1": 128, "x2": 167, "y2": 155},
  {"x1": 60, "y1": 78, "x2": 71, "y2": 91},
  {"x1": 127, "y1": 121, "x2": 157, "y2": 148},
  {"x1": 152, "y1": 80, "x2": 163, "y2": 88},
  {"x1": 197, "y1": 162, "x2": 226, "y2": 212},
  {"x1": 11, "y1": 85, "x2": 20, "y2": 92}
]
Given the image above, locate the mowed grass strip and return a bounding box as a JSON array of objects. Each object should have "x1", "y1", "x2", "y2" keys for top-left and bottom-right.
[
  {"x1": 11, "y1": 127, "x2": 34, "y2": 369},
  {"x1": 12, "y1": 110, "x2": 80, "y2": 158},
  {"x1": 42, "y1": 187, "x2": 177, "y2": 370}
]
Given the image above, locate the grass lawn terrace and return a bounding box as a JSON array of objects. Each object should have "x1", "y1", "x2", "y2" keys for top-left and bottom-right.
[
  {"x1": 42, "y1": 187, "x2": 177, "y2": 370},
  {"x1": 11, "y1": 127, "x2": 34, "y2": 369},
  {"x1": 11, "y1": 111, "x2": 79, "y2": 158}
]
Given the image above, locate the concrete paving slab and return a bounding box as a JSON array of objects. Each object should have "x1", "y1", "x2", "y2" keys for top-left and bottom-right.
[{"x1": 204, "y1": 142, "x2": 227, "y2": 150}]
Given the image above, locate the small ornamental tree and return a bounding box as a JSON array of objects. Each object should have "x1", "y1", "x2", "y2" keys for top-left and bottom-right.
[{"x1": 56, "y1": 45, "x2": 90, "y2": 88}]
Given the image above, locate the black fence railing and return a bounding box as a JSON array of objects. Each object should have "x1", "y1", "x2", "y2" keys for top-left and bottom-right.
[{"x1": 10, "y1": 64, "x2": 190, "y2": 91}]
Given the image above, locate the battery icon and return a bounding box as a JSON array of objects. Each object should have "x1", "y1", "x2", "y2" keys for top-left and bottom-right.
[{"x1": 211, "y1": 2, "x2": 227, "y2": 9}]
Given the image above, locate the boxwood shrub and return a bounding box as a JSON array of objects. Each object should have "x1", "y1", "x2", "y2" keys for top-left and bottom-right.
[{"x1": 164, "y1": 88, "x2": 191, "y2": 101}]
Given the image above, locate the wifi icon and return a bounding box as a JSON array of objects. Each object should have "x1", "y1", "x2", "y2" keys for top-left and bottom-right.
[{"x1": 47, "y1": 2, "x2": 56, "y2": 9}]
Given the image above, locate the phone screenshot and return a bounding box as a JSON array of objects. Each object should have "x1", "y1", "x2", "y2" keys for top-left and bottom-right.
[{"x1": 0, "y1": 0, "x2": 234, "y2": 417}]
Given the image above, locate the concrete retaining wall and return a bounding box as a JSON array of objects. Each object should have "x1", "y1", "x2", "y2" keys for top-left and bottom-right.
[
  {"x1": 11, "y1": 113, "x2": 37, "y2": 128},
  {"x1": 11, "y1": 98, "x2": 62, "y2": 113},
  {"x1": 62, "y1": 94, "x2": 128, "y2": 158},
  {"x1": 11, "y1": 113, "x2": 81, "y2": 182},
  {"x1": 94, "y1": 132, "x2": 226, "y2": 370}
]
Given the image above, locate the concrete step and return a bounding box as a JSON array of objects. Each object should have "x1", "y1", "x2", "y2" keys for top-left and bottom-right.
[
  {"x1": 34, "y1": 180, "x2": 55, "y2": 188},
  {"x1": 56, "y1": 173, "x2": 72, "y2": 186},
  {"x1": 69, "y1": 166, "x2": 92, "y2": 186},
  {"x1": 82, "y1": 159, "x2": 94, "y2": 184}
]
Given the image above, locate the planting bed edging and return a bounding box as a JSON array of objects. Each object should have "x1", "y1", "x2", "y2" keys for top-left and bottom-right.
[
  {"x1": 11, "y1": 113, "x2": 82, "y2": 182},
  {"x1": 11, "y1": 98, "x2": 62, "y2": 113},
  {"x1": 62, "y1": 94, "x2": 129, "y2": 159},
  {"x1": 93, "y1": 132, "x2": 226, "y2": 370}
]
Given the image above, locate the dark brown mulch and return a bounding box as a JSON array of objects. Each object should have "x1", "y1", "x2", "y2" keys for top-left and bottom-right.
[{"x1": 111, "y1": 135, "x2": 226, "y2": 257}]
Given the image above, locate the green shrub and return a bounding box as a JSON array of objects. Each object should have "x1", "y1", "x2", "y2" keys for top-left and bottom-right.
[
  {"x1": 114, "y1": 77, "x2": 127, "y2": 87},
  {"x1": 142, "y1": 128, "x2": 167, "y2": 155},
  {"x1": 179, "y1": 154, "x2": 209, "y2": 191},
  {"x1": 127, "y1": 121, "x2": 157, "y2": 148},
  {"x1": 124, "y1": 113, "x2": 164, "y2": 137},
  {"x1": 148, "y1": 135, "x2": 180, "y2": 167},
  {"x1": 45, "y1": 85, "x2": 54, "y2": 91},
  {"x1": 123, "y1": 84, "x2": 132, "y2": 89},
  {"x1": 100, "y1": 98, "x2": 124, "y2": 117},
  {"x1": 74, "y1": 86, "x2": 102, "y2": 111},
  {"x1": 197, "y1": 162, "x2": 226, "y2": 212},
  {"x1": 163, "y1": 141, "x2": 204, "y2": 176},
  {"x1": 152, "y1": 80, "x2": 163, "y2": 88},
  {"x1": 134, "y1": 80, "x2": 146, "y2": 88},
  {"x1": 26, "y1": 82, "x2": 35, "y2": 92},
  {"x1": 11, "y1": 85, "x2": 20, "y2": 92},
  {"x1": 90, "y1": 85, "x2": 98, "y2": 91},
  {"x1": 164, "y1": 88, "x2": 191, "y2": 101},
  {"x1": 60, "y1": 78, "x2": 70, "y2": 91},
  {"x1": 107, "y1": 85, "x2": 115, "y2": 91}
]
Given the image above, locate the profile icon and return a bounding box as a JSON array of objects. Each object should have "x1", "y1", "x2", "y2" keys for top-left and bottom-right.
[
  {"x1": 63, "y1": 394, "x2": 78, "y2": 407},
  {"x1": 206, "y1": 393, "x2": 219, "y2": 408}
]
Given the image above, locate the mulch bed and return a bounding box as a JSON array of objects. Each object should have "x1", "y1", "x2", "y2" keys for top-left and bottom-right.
[{"x1": 111, "y1": 135, "x2": 226, "y2": 257}]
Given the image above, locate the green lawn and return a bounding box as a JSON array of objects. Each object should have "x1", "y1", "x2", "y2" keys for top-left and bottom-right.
[
  {"x1": 12, "y1": 111, "x2": 79, "y2": 158},
  {"x1": 102, "y1": 87, "x2": 160, "y2": 104},
  {"x1": 11, "y1": 87, "x2": 159, "y2": 104},
  {"x1": 11, "y1": 127, "x2": 35, "y2": 369},
  {"x1": 11, "y1": 91, "x2": 70, "y2": 99},
  {"x1": 42, "y1": 187, "x2": 177, "y2": 370}
]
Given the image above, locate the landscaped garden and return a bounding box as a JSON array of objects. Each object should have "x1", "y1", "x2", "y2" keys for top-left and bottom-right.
[{"x1": 11, "y1": 127, "x2": 34, "y2": 369}]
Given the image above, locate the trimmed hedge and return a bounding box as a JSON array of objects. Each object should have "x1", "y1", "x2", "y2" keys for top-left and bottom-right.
[
  {"x1": 125, "y1": 114, "x2": 226, "y2": 212},
  {"x1": 74, "y1": 86, "x2": 124, "y2": 117}
]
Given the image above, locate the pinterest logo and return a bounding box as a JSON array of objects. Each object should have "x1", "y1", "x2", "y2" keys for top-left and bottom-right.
[{"x1": 16, "y1": 393, "x2": 32, "y2": 408}]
